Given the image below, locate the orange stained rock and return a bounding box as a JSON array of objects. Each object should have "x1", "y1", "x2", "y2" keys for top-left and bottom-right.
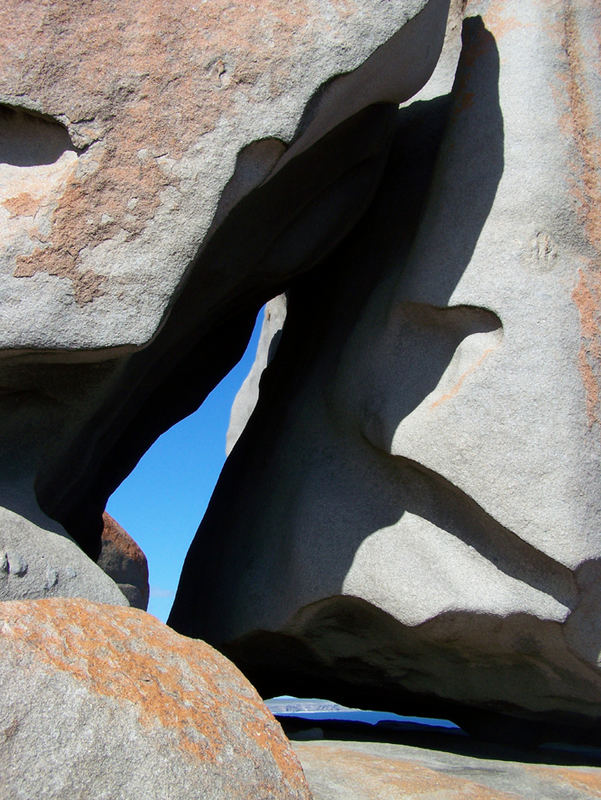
[
  {"x1": 554, "y1": 2, "x2": 601, "y2": 429},
  {"x1": 480, "y1": 0, "x2": 526, "y2": 40},
  {"x1": 0, "y1": 597, "x2": 302, "y2": 784},
  {"x1": 573, "y1": 267, "x2": 601, "y2": 427},
  {"x1": 0, "y1": 0, "x2": 328, "y2": 303},
  {"x1": 2, "y1": 192, "x2": 40, "y2": 217},
  {"x1": 527, "y1": 765, "x2": 601, "y2": 797},
  {"x1": 429, "y1": 345, "x2": 495, "y2": 410},
  {"x1": 294, "y1": 742, "x2": 523, "y2": 799},
  {"x1": 101, "y1": 511, "x2": 147, "y2": 566}
]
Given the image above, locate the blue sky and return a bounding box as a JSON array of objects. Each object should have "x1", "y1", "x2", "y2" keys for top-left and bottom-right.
[{"x1": 107, "y1": 310, "x2": 263, "y2": 622}]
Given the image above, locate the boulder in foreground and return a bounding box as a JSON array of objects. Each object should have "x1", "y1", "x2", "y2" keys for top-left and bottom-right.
[{"x1": 0, "y1": 599, "x2": 311, "y2": 800}]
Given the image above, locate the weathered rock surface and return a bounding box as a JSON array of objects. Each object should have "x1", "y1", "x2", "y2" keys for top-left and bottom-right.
[
  {"x1": 0, "y1": 506, "x2": 128, "y2": 605},
  {"x1": 169, "y1": 0, "x2": 601, "y2": 740},
  {"x1": 97, "y1": 512, "x2": 149, "y2": 610},
  {"x1": 0, "y1": 598, "x2": 311, "y2": 800},
  {"x1": 0, "y1": 0, "x2": 450, "y2": 558},
  {"x1": 0, "y1": 0, "x2": 447, "y2": 351},
  {"x1": 293, "y1": 737, "x2": 601, "y2": 800}
]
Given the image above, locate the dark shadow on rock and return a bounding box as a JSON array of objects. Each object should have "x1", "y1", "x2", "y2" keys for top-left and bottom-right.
[
  {"x1": 0, "y1": 105, "x2": 77, "y2": 166},
  {"x1": 168, "y1": 17, "x2": 513, "y2": 636},
  {"x1": 36, "y1": 101, "x2": 400, "y2": 558},
  {"x1": 222, "y1": 596, "x2": 601, "y2": 749}
]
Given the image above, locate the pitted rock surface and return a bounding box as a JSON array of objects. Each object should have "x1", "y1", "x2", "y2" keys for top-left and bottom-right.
[{"x1": 0, "y1": 598, "x2": 311, "y2": 800}]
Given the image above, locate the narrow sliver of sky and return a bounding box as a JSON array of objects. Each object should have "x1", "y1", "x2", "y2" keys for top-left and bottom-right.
[{"x1": 107, "y1": 310, "x2": 263, "y2": 622}]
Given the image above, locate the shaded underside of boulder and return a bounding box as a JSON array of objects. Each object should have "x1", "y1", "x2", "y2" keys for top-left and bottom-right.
[{"x1": 0, "y1": 598, "x2": 311, "y2": 800}]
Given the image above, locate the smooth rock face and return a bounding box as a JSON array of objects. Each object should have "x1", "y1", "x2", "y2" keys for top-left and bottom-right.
[
  {"x1": 169, "y1": 0, "x2": 601, "y2": 737},
  {"x1": 0, "y1": 507, "x2": 128, "y2": 605},
  {"x1": 226, "y1": 294, "x2": 287, "y2": 455},
  {"x1": 0, "y1": 0, "x2": 450, "y2": 558},
  {"x1": 97, "y1": 512, "x2": 149, "y2": 610},
  {"x1": 0, "y1": 598, "x2": 311, "y2": 800}
]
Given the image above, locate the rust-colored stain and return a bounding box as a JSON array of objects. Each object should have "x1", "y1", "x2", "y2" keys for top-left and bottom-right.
[
  {"x1": 528, "y1": 765, "x2": 601, "y2": 797},
  {"x1": 554, "y1": 2, "x2": 601, "y2": 427},
  {"x1": 101, "y1": 511, "x2": 146, "y2": 566},
  {"x1": 481, "y1": 0, "x2": 526, "y2": 40},
  {"x1": 0, "y1": 598, "x2": 306, "y2": 791},
  {"x1": 573, "y1": 267, "x2": 601, "y2": 426},
  {"x1": 2, "y1": 192, "x2": 39, "y2": 217},
  {"x1": 0, "y1": 0, "x2": 317, "y2": 303},
  {"x1": 294, "y1": 742, "x2": 522, "y2": 799},
  {"x1": 429, "y1": 345, "x2": 495, "y2": 409}
]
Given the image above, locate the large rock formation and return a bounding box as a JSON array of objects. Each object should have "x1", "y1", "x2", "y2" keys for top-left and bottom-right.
[
  {"x1": 0, "y1": 0, "x2": 456, "y2": 792},
  {"x1": 3, "y1": 0, "x2": 601, "y2": 774},
  {"x1": 0, "y1": 0, "x2": 450, "y2": 563},
  {"x1": 0, "y1": 598, "x2": 311, "y2": 799},
  {"x1": 169, "y1": 0, "x2": 601, "y2": 743}
]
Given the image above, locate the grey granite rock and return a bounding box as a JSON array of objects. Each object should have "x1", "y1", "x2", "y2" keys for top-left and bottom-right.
[
  {"x1": 0, "y1": 598, "x2": 311, "y2": 800},
  {"x1": 0, "y1": 0, "x2": 450, "y2": 558},
  {"x1": 169, "y1": 0, "x2": 601, "y2": 739},
  {"x1": 0, "y1": 507, "x2": 127, "y2": 605},
  {"x1": 0, "y1": 0, "x2": 448, "y2": 352},
  {"x1": 226, "y1": 295, "x2": 287, "y2": 455}
]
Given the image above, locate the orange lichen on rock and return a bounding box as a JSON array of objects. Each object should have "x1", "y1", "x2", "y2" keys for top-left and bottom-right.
[
  {"x1": 527, "y1": 765, "x2": 601, "y2": 798},
  {"x1": 2, "y1": 192, "x2": 40, "y2": 217},
  {"x1": 556, "y1": 3, "x2": 601, "y2": 427},
  {"x1": 0, "y1": 598, "x2": 300, "y2": 774},
  {"x1": 573, "y1": 266, "x2": 601, "y2": 426},
  {"x1": 0, "y1": 0, "x2": 314, "y2": 301},
  {"x1": 294, "y1": 742, "x2": 522, "y2": 799}
]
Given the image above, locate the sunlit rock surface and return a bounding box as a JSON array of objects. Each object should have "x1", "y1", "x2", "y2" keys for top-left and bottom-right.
[
  {"x1": 293, "y1": 738, "x2": 601, "y2": 800},
  {"x1": 0, "y1": 0, "x2": 447, "y2": 349},
  {"x1": 226, "y1": 294, "x2": 287, "y2": 456},
  {"x1": 170, "y1": 0, "x2": 601, "y2": 740},
  {"x1": 0, "y1": 599, "x2": 311, "y2": 800}
]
